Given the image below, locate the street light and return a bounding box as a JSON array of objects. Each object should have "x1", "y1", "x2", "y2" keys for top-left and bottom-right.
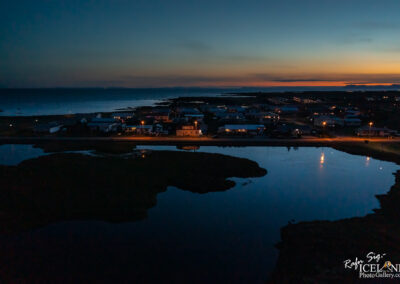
[
  {"x1": 194, "y1": 120, "x2": 198, "y2": 129},
  {"x1": 321, "y1": 121, "x2": 327, "y2": 137},
  {"x1": 369, "y1": 121, "x2": 373, "y2": 137},
  {"x1": 141, "y1": 120, "x2": 145, "y2": 134}
]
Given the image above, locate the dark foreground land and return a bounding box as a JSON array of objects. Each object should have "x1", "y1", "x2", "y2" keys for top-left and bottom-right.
[{"x1": 0, "y1": 150, "x2": 266, "y2": 234}]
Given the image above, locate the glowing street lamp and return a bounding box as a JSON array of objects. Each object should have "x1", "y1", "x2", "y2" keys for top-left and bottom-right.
[
  {"x1": 194, "y1": 120, "x2": 198, "y2": 129},
  {"x1": 140, "y1": 120, "x2": 145, "y2": 134},
  {"x1": 369, "y1": 121, "x2": 373, "y2": 137}
]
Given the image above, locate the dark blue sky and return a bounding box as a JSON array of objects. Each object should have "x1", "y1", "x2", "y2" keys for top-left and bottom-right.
[{"x1": 1, "y1": 0, "x2": 400, "y2": 87}]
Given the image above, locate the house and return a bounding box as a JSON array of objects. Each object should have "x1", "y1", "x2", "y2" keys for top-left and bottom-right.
[
  {"x1": 145, "y1": 109, "x2": 171, "y2": 122},
  {"x1": 345, "y1": 109, "x2": 361, "y2": 118},
  {"x1": 226, "y1": 106, "x2": 246, "y2": 113},
  {"x1": 176, "y1": 125, "x2": 202, "y2": 136},
  {"x1": 87, "y1": 117, "x2": 120, "y2": 133},
  {"x1": 201, "y1": 105, "x2": 227, "y2": 115},
  {"x1": 314, "y1": 113, "x2": 361, "y2": 128},
  {"x1": 293, "y1": 97, "x2": 319, "y2": 104},
  {"x1": 112, "y1": 112, "x2": 134, "y2": 120},
  {"x1": 218, "y1": 124, "x2": 265, "y2": 136},
  {"x1": 313, "y1": 115, "x2": 337, "y2": 127},
  {"x1": 136, "y1": 107, "x2": 171, "y2": 122},
  {"x1": 268, "y1": 97, "x2": 288, "y2": 105},
  {"x1": 275, "y1": 106, "x2": 299, "y2": 114},
  {"x1": 246, "y1": 111, "x2": 279, "y2": 124},
  {"x1": 272, "y1": 124, "x2": 304, "y2": 138},
  {"x1": 220, "y1": 112, "x2": 246, "y2": 122},
  {"x1": 184, "y1": 113, "x2": 204, "y2": 122},
  {"x1": 125, "y1": 125, "x2": 153, "y2": 135},
  {"x1": 175, "y1": 107, "x2": 204, "y2": 122},
  {"x1": 343, "y1": 118, "x2": 362, "y2": 127},
  {"x1": 356, "y1": 126, "x2": 397, "y2": 137},
  {"x1": 305, "y1": 105, "x2": 330, "y2": 116},
  {"x1": 34, "y1": 122, "x2": 64, "y2": 134}
]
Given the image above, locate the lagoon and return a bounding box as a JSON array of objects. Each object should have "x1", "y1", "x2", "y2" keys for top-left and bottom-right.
[{"x1": 0, "y1": 145, "x2": 397, "y2": 283}]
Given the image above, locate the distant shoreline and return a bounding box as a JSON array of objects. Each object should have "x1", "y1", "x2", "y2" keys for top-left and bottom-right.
[{"x1": 1, "y1": 136, "x2": 400, "y2": 164}]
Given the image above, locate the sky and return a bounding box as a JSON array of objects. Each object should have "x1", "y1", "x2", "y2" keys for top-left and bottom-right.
[{"x1": 1, "y1": 0, "x2": 400, "y2": 88}]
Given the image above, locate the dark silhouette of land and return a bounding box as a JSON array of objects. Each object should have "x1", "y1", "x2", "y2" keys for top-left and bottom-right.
[{"x1": 0, "y1": 150, "x2": 266, "y2": 234}]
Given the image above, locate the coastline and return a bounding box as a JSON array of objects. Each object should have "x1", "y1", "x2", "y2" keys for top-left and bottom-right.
[
  {"x1": 1, "y1": 137, "x2": 400, "y2": 163},
  {"x1": 267, "y1": 142, "x2": 400, "y2": 282}
]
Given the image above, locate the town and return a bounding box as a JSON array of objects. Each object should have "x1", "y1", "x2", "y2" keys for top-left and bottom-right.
[{"x1": 2, "y1": 91, "x2": 400, "y2": 140}]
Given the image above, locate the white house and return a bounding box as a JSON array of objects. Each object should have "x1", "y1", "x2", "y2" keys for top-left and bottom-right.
[{"x1": 218, "y1": 124, "x2": 265, "y2": 135}]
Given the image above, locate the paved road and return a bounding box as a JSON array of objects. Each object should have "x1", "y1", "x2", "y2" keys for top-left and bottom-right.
[{"x1": 0, "y1": 136, "x2": 399, "y2": 145}]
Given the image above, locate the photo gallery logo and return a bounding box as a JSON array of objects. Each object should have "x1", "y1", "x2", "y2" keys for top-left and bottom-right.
[{"x1": 344, "y1": 252, "x2": 400, "y2": 279}]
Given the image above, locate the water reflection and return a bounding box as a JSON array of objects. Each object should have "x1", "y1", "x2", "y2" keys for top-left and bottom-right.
[
  {"x1": 0, "y1": 144, "x2": 46, "y2": 165},
  {"x1": 320, "y1": 152, "x2": 325, "y2": 167},
  {"x1": 0, "y1": 145, "x2": 398, "y2": 283}
]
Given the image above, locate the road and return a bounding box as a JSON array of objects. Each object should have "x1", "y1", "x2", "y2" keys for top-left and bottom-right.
[{"x1": 1, "y1": 135, "x2": 399, "y2": 146}]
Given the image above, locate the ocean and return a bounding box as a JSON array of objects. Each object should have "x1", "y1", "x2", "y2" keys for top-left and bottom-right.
[{"x1": 1, "y1": 86, "x2": 397, "y2": 116}]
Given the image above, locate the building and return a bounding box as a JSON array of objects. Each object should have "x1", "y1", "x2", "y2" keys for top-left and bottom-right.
[
  {"x1": 125, "y1": 125, "x2": 153, "y2": 135},
  {"x1": 275, "y1": 106, "x2": 299, "y2": 114},
  {"x1": 184, "y1": 113, "x2": 204, "y2": 122},
  {"x1": 343, "y1": 118, "x2": 362, "y2": 127},
  {"x1": 175, "y1": 107, "x2": 204, "y2": 122},
  {"x1": 87, "y1": 117, "x2": 120, "y2": 133},
  {"x1": 176, "y1": 125, "x2": 202, "y2": 136},
  {"x1": 357, "y1": 126, "x2": 397, "y2": 137},
  {"x1": 246, "y1": 111, "x2": 279, "y2": 124},
  {"x1": 220, "y1": 112, "x2": 246, "y2": 122},
  {"x1": 218, "y1": 124, "x2": 265, "y2": 136},
  {"x1": 34, "y1": 122, "x2": 64, "y2": 134},
  {"x1": 136, "y1": 107, "x2": 171, "y2": 122},
  {"x1": 272, "y1": 124, "x2": 304, "y2": 138},
  {"x1": 313, "y1": 115, "x2": 337, "y2": 127},
  {"x1": 145, "y1": 109, "x2": 171, "y2": 122},
  {"x1": 226, "y1": 106, "x2": 246, "y2": 113},
  {"x1": 112, "y1": 112, "x2": 134, "y2": 120}
]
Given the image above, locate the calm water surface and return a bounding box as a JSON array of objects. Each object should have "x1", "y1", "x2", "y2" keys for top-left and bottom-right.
[
  {"x1": 0, "y1": 88, "x2": 222, "y2": 116},
  {"x1": 0, "y1": 86, "x2": 374, "y2": 116},
  {"x1": 0, "y1": 146, "x2": 398, "y2": 283}
]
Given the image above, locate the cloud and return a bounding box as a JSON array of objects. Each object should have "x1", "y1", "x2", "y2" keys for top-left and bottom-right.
[
  {"x1": 7, "y1": 71, "x2": 400, "y2": 88},
  {"x1": 355, "y1": 21, "x2": 400, "y2": 30},
  {"x1": 107, "y1": 72, "x2": 400, "y2": 87},
  {"x1": 248, "y1": 73, "x2": 339, "y2": 82}
]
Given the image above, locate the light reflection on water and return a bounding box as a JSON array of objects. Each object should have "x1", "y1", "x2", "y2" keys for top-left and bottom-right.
[
  {"x1": 0, "y1": 145, "x2": 398, "y2": 283},
  {"x1": 0, "y1": 144, "x2": 46, "y2": 165}
]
